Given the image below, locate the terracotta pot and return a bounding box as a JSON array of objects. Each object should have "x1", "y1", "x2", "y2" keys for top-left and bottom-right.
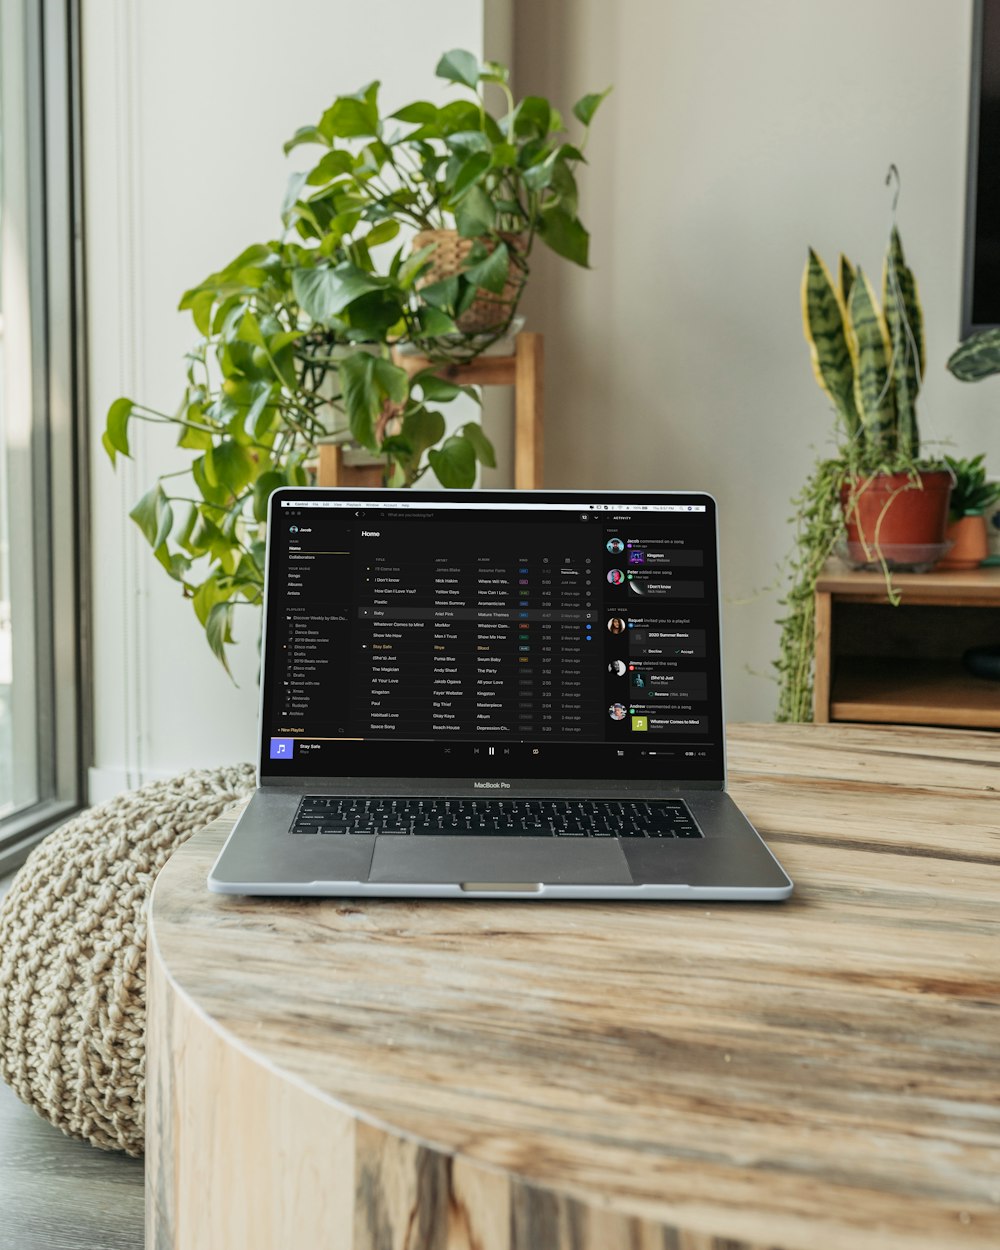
[
  {"x1": 938, "y1": 514, "x2": 989, "y2": 571},
  {"x1": 412, "y1": 229, "x2": 527, "y2": 333},
  {"x1": 840, "y1": 469, "x2": 952, "y2": 551}
]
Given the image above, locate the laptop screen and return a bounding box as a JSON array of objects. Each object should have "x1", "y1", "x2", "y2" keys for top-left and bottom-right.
[{"x1": 259, "y1": 489, "x2": 725, "y2": 783}]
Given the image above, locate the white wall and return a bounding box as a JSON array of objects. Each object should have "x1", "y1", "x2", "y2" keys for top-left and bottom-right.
[
  {"x1": 83, "y1": 1, "x2": 509, "y2": 796},
  {"x1": 85, "y1": 0, "x2": 998, "y2": 792},
  {"x1": 514, "y1": 0, "x2": 998, "y2": 720}
]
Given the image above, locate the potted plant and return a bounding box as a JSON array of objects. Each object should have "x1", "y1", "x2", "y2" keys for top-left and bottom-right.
[
  {"x1": 775, "y1": 172, "x2": 949, "y2": 721},
  {"x1": 936, "y1": 455, "x2": 1000, "y2": 570},
  {"x1": 103, "y1": 49, "x2": 610, "y2": 670},
  {"x1": 281, "y1": 49, "x2": 609, "y2": 367}
]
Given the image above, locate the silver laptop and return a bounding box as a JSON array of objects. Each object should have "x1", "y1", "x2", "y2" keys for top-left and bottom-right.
[{"x1": 208, "y1": 488, "x2": 792, "y2": 900}]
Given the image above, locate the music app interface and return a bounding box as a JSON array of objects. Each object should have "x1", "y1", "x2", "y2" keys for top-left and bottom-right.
[{"x1": 262, "y1": 495, "x2": 724, "y2": 780}]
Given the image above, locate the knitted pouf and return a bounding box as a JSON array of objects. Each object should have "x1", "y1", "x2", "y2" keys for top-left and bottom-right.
[{"x1": 0, "y1": 764, "x2": 254, "y2": 1156}]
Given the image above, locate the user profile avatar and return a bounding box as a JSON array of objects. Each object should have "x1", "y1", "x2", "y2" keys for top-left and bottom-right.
[
  {"x1": 607, "y1": 568, "x2": 625, "y2": 585},
  {"x1": 606, "y1": 537, "x2": 624, "y2": 554},
  {"x1": 608, "y1": 659, "x2": 627, "y2": 676},
  {"x1": 609, "y1": 703, "x2": 627, "y2": 722},
  {"x1": 607, "y1": 616, "x2": 626, "y2": 635}
]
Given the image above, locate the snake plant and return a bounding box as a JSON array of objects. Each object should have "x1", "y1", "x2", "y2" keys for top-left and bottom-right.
[
  {"x1": 802, "y1": 226, "x2": 925, "y2": 467},
  {"x1": 947, "y1": 326, "x2": 1000, "y2": 381},
  {"x1": 777, "y1": 199, "x2": 931, "y2": 725}
]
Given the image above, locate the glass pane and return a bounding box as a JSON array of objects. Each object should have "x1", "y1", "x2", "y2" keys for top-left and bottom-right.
[{"x1": 0, "y1": 0, "x2": 40, "y2": 821}]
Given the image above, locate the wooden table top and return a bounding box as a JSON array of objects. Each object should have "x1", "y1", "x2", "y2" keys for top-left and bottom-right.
[{"x1": 148, "y1": 723, "x2": 1000, "y2": 1250}]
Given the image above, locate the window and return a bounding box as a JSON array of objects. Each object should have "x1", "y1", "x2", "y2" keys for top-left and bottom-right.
[{"x1": 0, "y1": 0, "x2": 87, "y2": 873}]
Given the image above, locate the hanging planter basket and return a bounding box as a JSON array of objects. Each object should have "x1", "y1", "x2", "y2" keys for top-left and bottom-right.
[{"x1": 413, "y1": 229, "x2": 528, "y2": 334}]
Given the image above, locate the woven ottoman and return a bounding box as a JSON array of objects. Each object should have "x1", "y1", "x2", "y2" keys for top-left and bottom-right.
[{"x1": 0, "y1": 764, "x2": 254, "y2": 1155}]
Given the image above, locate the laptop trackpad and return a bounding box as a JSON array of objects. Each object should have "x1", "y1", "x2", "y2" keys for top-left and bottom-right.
[{"x1": 368, "y1": 837, "x2": 633, "y2": 886}]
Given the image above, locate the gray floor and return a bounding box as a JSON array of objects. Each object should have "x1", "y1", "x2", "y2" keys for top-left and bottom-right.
[{"x1": 0, "y1": 871, "x2": 145, "y2": 1250}]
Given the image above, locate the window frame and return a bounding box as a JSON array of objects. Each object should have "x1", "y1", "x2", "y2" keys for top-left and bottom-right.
[{"x1": 0, "y1": 0, "x2": 89, "y2": 875}]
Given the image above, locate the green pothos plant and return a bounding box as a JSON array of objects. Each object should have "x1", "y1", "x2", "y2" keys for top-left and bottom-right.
[{"x1": 103, "y1": 49, "x2": 609, "y2": 672}]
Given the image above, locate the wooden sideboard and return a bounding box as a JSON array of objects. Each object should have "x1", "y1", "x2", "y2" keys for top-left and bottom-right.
[
  {"x1": 146, "y1": 723, "x2": 1000, "y2": 1250},
  {"x1": 814, "y1": 565, "x2": 1000, "y2": 727}
]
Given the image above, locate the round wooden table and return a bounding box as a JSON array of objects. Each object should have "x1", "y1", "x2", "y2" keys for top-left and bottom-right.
[{"x1": 146, "y1": 724, "x2": 1000, "y2": 1250}]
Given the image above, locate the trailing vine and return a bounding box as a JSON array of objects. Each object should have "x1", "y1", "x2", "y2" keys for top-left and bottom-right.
[{"x1": 774, "y1": 458, "x2": 845, "y2": 722}]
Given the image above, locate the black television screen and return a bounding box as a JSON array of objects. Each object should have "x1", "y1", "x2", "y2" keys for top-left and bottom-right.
[{"x1": 964, "y1": 0, "x2": 1000, "y2": 334}]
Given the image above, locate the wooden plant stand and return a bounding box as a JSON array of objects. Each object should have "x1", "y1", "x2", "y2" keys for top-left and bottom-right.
[
  {"x1": 316, "y1": 331, "x2": 543, "y2": 489},
  {"x1": 813, "y1": 564, "x2": 1000, "y2": 728}
]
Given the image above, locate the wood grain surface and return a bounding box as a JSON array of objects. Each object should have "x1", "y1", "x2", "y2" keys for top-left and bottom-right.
[
  {"x1": 814, "y1": 565, "x2": 1000, "y2": 604},
  {"x1": 146, "y1": 724, "x2": 1000, "y2": 1250}
]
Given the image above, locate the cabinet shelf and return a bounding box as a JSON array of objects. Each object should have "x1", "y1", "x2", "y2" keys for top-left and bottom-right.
[
  {"x1": 814, "y1": 566, "x2": 1000, "y2": 729},
  {"x1": 830, "y1": 657, "x2": 1000, "y2": 728}
]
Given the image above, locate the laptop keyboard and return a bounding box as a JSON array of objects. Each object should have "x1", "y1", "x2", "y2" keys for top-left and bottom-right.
[{"x1": 289, "y1": 797, "x2": 703, "y2": 838}]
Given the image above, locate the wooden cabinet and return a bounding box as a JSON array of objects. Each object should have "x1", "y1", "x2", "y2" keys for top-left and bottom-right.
[{"x1": 814, "y1": 565, "x2": 1000, "y2": 728}]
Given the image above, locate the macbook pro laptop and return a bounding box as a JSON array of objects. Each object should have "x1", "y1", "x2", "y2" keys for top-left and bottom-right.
[{"x1": 208, "y1": 488, "x2": 793, "y2": 900}]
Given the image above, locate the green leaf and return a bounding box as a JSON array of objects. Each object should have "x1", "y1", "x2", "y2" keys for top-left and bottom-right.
[
  {"x1": 106, "y1": 397, "x2": 133, "y2": 459},
  {"x1": 372, "y1": 356, "x2": 409, "y2": 404},
  {"x1": 418, "y1": 276, "x2": 459, "y2": 312},
  {"x1": 523, "y1": 148, "x2": 561, "y2": 192},
  {"x1": 342, "y1": 289, "x2": 405, "y2": 339},
  {"x1": 236, "y1": 309, "x2": 265, "y2": 347},
  {"x1": 417, "y1": 306, "x2": 459, "y2": 337},
  {"x1": 154, "y1": 497, "x2": 174, "y2": 549},
  {"x1": 461, "y1": 422, "x2": 496, "y2": 468},
  {"x1": 436, "y1": 100, "x2": 483, "y2": 136},
  {"x1": 479, "y1": 60, "x2": 510, "y2": 86},
  {"x1": 436, "y1": 49, "x2": 479, "y2": 89},
  {"x1": 292, "y1": 263, "x2": 387, "y2": 323},
  {"x1": 319, "y1": 83, "x2": 381, "y2": 139},
  {"x1": 101, "y1": 430, "x2": 117, "y2": 465},
  {"x1": 399, "y1": 242, "x2": 439, "y2": 289},
  {"x1": 283, "y1": 125, "x2": 328, "y2": 155},
  {"x1": 189, "y1": 289, "x2": 215, "y2": 336},
  {"x1": 391, "y1": 101, "x2": 438, "y2": 124},
  {"x1": 401, "y1": 406, "x2": 446, "y2": 458},
  {"x1": 211, "y1": 439, "x2": 255, "y2": 494},
  {"x1": 463, "y1": 241, "x2": 509, "y2": 295},
  {"x1": 178, "y1": 422, "x2": 214, "y2": 451},
  {"x1": 245, "y1": 385, "x2": 274, "y2": 439},
  {"x1": 268, "y1": 328, "x2": 303, "y2": 353},
  {"x1": 205, "y1": 601, "x2": 235, "y2": 676},
  {"x1": 450, "y1": 150, "x2": 491, "y2": 197},
  {"x1": 538, "y1": 208, "x2": 589, "y2": 266},
  {"x1": 305, "y1": 149, "x2": 354, "y2": 186},
  {"x1": 455, "y1": 185, "x2": 495, "y2": 238},
  {"x1": 801, "y1": 248, "x2": 860, "y2": 437},
  {"x1": 512, "y1": 96, "x2": 552, "y2": 138},
  {"x1": 882, "y1": 226, "x2": 923, "y2": 460},
  {"x1": 490, "y1": 142, "x2": 518, "y2": 169},
  {"x1": 129, "y1": 483, "x2": 167, "y2": 547},
  {"x1": 253, "y1": 471, "x2": 285, "y2": 523},
  {"x1": 338, "y1": 352, "x2": 380, "y2": 449},
  {"x1": 446, "y1": 129, "x2": 491, "y2": 156},
  {"x1": 572, "y1": 87, "x2": 612, "y2": 127},
  {"x1": 848, "y1": 267, "x2": 896, "y2": 458},
  {"x1": 427, "y1": 433, "x2": 476, "y2": 488},
  {"x1": 947, "y1": 327, "x2": 1000, "y2": 381},
  {"x1": 364, "y1": 219, "x2": 401, "y2": 248},
  {"x1": 838, "y1": 254, "x2": 856, "y2": 306},
  {"x1": 413, "y1": 373, "x2": 465, "y2": 403},
  {"x1": 171, "y1": 508, "x2": 196, "y2": 561},
  {"x1": 193, "y1": 574, "x2": 227, "y2": 626}
]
